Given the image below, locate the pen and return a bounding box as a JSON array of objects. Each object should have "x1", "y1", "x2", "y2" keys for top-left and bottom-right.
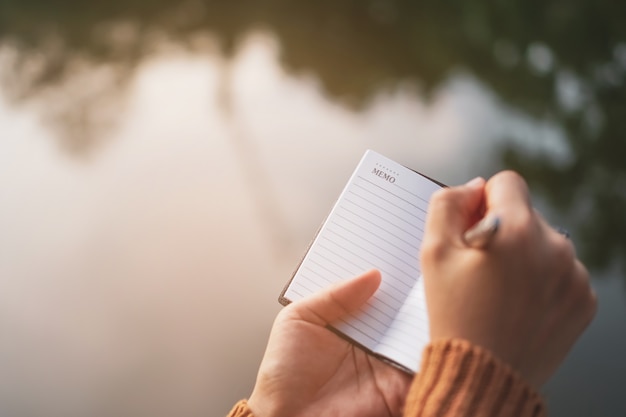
[
  {"x1": 463, "y1": 215, "x2": 570, "y2": 248},
  {"x1": 463, "y1": 215, "x2": 500, "y2": 248}
]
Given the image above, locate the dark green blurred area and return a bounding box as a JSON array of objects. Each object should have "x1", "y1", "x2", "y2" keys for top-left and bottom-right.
[{"x1": 2, "y1": 0, "x2": 624, "y2": 276}]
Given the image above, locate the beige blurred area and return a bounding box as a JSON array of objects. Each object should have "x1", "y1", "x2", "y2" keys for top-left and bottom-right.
[{"x1": 0, "y1": 33, "x2": 553, "y2": 417}]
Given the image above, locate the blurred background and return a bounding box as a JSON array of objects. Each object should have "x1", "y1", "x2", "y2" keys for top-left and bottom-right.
[{"x1": 0, "y1": 0, "x2": 625, "y2": 416}]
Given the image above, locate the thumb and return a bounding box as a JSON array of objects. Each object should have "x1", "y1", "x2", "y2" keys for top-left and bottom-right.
[
  {"x1": 290, "y1": 269, "x2": 381, "y2": 326},
  {"x1": 424, "y1": 177, "x2": 486, "y2": 245}
]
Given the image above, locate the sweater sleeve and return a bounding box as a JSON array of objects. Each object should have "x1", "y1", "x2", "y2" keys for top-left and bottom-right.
[
  {"x1": 226, "y1": 400, "x2": 254, "y2": 417},
  {"x1": 225, "y1": 339, "x2": 546, "y2": 417},
  {"x1": 404, "y1": 339, "x2": 546, "y2": 417}
]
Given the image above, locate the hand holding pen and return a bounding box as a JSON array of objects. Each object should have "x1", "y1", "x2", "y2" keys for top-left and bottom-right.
[
  {"x1": 462, "y1": 209, "x2": 568, "y2": 248},
  {"x1": 420, "y1": 172, "x2": 596, "y2": 388},
  {"x1": 463, "y1": 215, "x2": 500, "y2": 248}
]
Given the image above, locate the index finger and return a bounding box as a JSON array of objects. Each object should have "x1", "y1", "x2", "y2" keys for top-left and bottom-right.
[{"x1": 484, "y1": 171, "x2": 532, "y2": 219}]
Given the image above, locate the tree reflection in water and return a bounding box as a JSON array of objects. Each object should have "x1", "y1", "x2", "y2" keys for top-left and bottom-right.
[
  {"x1": 2, "y1": 2, "x2": 626, "y2": 417},
  {"x1": 2, "y1": 0, "x2": 624, "y2": 274}
]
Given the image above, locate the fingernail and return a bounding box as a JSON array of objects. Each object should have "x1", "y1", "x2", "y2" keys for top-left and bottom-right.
[{"x1": 465, "y1": 177, "x2": 484, "y2": 189}]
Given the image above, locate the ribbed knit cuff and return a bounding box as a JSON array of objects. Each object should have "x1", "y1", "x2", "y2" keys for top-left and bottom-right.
[
  {"x1": 405, "y1": 339, "x2": 546, "y2": 417},
  {"x1": 226, "y1": 400, "x2": 255, "y2": 417}
]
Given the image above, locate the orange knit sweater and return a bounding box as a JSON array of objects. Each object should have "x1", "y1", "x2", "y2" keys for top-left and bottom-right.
[{"x1": 226, "y1": 339, "x2": 545, "y2": 417}]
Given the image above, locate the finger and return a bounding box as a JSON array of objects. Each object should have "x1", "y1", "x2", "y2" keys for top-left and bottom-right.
[
  {"x1": 483, "y1": 171, "x2": 538, "y2": 250},
  {"x1": 292, "y1": 269, "x2": 382, "y2": 326},
  {"x1": 533, "y1": 211, "x2": 582, "y2": 283},
  {"x1": 423, "y1": 177, "x2": 486, "y2": 245},
  {"x1": 484, "y1": 171, "x2": 532, "y2": 219},
  {"x1": 571, "y1": 259, "x2": 597, "y2": 327}
]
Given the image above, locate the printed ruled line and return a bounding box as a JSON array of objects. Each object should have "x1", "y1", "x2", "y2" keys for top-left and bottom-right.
[
  {"x1": 349, "y1": 186, "x2": 422, "y2": 223},
  {"x1": 316, "y1": 239, "x2": 413, "y2": 302},
  {"x1": 391, "y1": 303, "x2": 427, "y2": 315},
  {"x1": 378, "y1": 336, "x2": 421, "y2": 357},
  {"x1": 335, "y1": 211, "x2": 420, "y2": 250},
  {"x1": 318, "y1": 235, "x2": 415, "y2": 291},
  {"x1": 357, "y1": 175, "x2": 428, "y2": 215},
  {"x1": 377, "y1": 336, "x2": 427, "y2": 358},
  {"x1": 314, "y1": 240, "x2": 412, "y2": 304},
  {"x1": 385, "y1": 316, "x2": 429, "y2": 334},
  {"x1": 346, "y1": 313, "x2": 388, "y2": 336},
  {"x1": 294, "y1": 274, "x2": 407, "y2": 334},
  {"x1": 364, "y1": 296, "x2": 402, "y2": 318},
  {"x1": 303, "y1": 254, "x2": 402, "y2": 314},
  {"x1": 392, "y1": 180, "x2": 433, "y2": 206},
  {"x1": 342, "y1": 314, "x2": 389, "y2": 338},
  {"x1": 344, "y1": 192, "x2": 424, "y2": 235},
  {"x1": 309, "y1": 253, "x2": 356, "y2": 278},
  {"x1": 325, "y1": 228, "x2": 420, "y2": 274},
  {"x1": 288, "y1": 288, "x2": 304, "y2": 299},
  {"x1": 337, "y1": 320, "x2": 380, "y2": 346},
  {"x1": 301, "y1": 264, "x2": 337, "y2": 284},
  {"x1": 350, "y1": 309, "x2": 396, "y2": 333},
  {"x1": 293, "y1": 279, "x2": 315, "y2": 295},
  {"x1": 329, "y1": 219, "x2": 418, "y2": 262},
  {"x1": 290, "y1": 274, "x2": 401, "y2": 324},
  {"x1": 301, "y1": 263, "x2": 402, "y2": 315},
  {"x1": 304, "y1": 260, "x2": 342, "y2": 280},
  {"x1": 392, "y1": 304, "x2": 427, "y2": 318},
  {"x1": 384, "y1": 322, "x2": 429, "y2": 342},
  {"x1": 379, "y1": 318, "x2": 427, "y2": 340},
  {"x1": 306, "y1": 247, "x2": 407, "y2": 313},
  {"x1": 316, "y1": 241, "x2": 409, "y2": 304},
  {"x1": 296, "y1": 273, "x2": 325, "y2": 291},
  {"x1": 314, "y1": 247, "x2": 408, "y2": 311},
  {"x1": 340, "y1": 202, "x2": 422, "y2": 241}
]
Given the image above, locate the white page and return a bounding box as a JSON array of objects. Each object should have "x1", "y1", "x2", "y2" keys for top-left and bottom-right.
[
  {"x1": 374, "y1": 276, "x2": 430, "y2": 372},
  {"x1": 283, "y1": 150, "x2": 441, "y2": 371}
]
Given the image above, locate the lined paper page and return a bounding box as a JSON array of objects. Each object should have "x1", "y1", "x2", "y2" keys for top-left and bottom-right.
[
  {"x1": 375, "y1": 276, "x2": 430, "y2": 372},
  {"x1": 283, "y1": 150, "x2": 441, "y2": 371}
]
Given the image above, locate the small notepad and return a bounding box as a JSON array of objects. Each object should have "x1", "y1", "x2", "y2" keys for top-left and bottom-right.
[{"x1": 279, "y1": 150, "x2": 443, "y2": 373}]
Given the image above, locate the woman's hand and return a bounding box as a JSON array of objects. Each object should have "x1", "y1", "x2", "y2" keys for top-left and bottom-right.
[
  {"x1": 421, "y1": 172, "x2": 597, "y2": 387},
  {"x1": 247, "y1": 270, "x2": 412, "y2": 417}
]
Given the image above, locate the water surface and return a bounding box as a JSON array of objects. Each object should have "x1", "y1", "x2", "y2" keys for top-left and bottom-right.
[{"x1": 0, "y1": 2, "x2": 625, "y2": 416}]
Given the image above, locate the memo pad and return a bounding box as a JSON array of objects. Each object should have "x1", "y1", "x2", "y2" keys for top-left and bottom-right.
[{"x1": 280, "y1": 150, "x2": 443, "y2": 373}]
